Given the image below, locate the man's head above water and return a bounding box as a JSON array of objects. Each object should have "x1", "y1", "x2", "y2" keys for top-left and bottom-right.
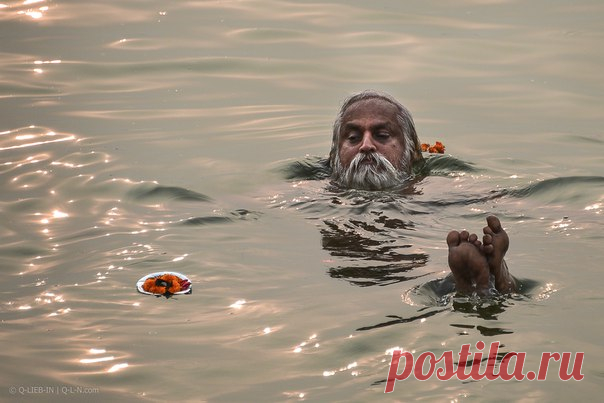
[{"x1": 329, "y1": 90, "x2": 423, "y2": 190}]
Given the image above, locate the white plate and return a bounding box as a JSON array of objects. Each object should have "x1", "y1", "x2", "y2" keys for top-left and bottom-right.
[{"x1": 136, "y1": 271, "x2": 192, "y2": 296}]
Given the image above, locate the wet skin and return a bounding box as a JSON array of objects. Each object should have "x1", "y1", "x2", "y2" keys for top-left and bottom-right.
[
  {"x1": 338, "y1": 98, "x2": 406, "y2": 170},
  {"x1": 447, "y1": 215, "x2": 517, "y2": 295}
]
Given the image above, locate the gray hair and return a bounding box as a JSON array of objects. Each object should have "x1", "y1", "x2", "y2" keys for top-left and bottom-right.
[{"x1": 329, "y1": 90, "x2": 423, "y2": 176}]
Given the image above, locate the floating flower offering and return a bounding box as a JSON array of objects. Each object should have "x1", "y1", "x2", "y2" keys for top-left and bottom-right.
[{"x1": 136, "y1": 272, "x2": 192, "y2": 298}]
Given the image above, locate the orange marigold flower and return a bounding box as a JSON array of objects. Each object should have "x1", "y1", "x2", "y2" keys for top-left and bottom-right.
[
  {"x1": 423, "y1": 141, "x2": 445, "y2": 154},
  {"x1": 143, "y1": 278, "x2": 156, "y2": 293},
  {"x1": 137, "y1": 272, "x2": 191, "y2": 298},
  {"x1": 142, "y1": 274, "x2": 182, "y2": 295},
  {"x1": 167, "y1": 280, "x2": 181, "y2": 294},
  {"x1": 433, "y1": 141, "x2": 445, "y2": 153}
]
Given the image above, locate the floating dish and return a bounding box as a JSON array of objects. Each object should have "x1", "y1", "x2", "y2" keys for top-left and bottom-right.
[{"x1": 136, "y1": 272, "x2": 192, "y2": 298}]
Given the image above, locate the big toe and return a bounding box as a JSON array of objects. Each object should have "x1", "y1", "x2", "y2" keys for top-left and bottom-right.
[
  {"x1": 447, "y1": 230, "x2": 461, "y2": 247},
  {"x1": 486, "y1": 215, "x2": 502, "y2": 233}
]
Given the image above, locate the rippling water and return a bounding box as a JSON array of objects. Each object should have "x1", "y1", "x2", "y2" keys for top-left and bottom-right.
[{"x1": 2, "y1": 1, "x2": 603, "y2": 401}]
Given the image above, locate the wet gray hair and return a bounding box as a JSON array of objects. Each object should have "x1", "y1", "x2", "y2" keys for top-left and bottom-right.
[{"x1": 329, "y1": 90, "x2": 423, "y2": 176}]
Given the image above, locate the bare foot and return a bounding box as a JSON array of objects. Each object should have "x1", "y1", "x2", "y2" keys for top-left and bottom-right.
[
  {"x1": 482, "y1": 215, "x2": 516, "y2": 293},
  {"x1": 447, "y1": 230, "x2": 491, "y2": 295}
]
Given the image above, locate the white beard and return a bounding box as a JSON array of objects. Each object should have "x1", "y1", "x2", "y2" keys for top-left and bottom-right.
[{"x1": 334, "y1": 152, "x2": 406, "y2": 190}]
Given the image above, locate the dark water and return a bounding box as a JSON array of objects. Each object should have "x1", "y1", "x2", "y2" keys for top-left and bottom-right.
[{"x1": 2, "y1": 1, "x2": 604, "y2": 402}]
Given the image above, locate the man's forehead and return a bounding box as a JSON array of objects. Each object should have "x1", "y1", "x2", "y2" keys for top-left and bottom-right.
[{"x1": 341, "y1": 98, "x2": 399, "y2": 122}]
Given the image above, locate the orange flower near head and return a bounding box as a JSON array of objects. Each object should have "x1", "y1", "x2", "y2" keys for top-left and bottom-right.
[{"x1": 422, "y1": 141, "x2": 445, "y2": 154}]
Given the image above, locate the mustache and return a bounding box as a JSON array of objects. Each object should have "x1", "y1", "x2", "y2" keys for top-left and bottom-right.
[
  {"x1": 351, "y1": 152, "x2": 383, "y2": 166},
  {"x1": 339, "y1": 152, "x2": 404, "y2": 190}
]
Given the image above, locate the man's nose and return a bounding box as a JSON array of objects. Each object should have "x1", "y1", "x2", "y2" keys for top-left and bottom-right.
[{"x1": 359, "y1": 131, "x2": 376, "y2": 152}]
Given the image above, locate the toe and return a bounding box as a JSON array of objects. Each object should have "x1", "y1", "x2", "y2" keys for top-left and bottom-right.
[
  {"x1": 483, "y1": 234, "x2": 493, "y2": 253},
  {"x1": 486, "y1": 215, "x2": 502, "y2": 233},
  {"x1": 469, "y1": 233, "x2": 478, "y2": 243},
  {"x1": 446, "y1": 231, "x2": 461, "y2": 247},
  {"x1": 460, "y1": 230, "x2": 470, "y2": 241}
]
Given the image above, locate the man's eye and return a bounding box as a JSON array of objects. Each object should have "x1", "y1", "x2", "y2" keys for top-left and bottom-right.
[
  {"x1": 376, "y1": 131, "x2": 390, "y2": 139},
  {"x1": 347, "y1": 132, "x2": 360, "y2": 142}
]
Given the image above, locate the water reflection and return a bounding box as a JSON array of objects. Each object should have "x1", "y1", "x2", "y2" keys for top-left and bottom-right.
[
  {"x1": 277, "y1": 155, "x2": 486, "y2": 292},
  {"x1": 271, "y1": 152, "x2": 598, "y2": 340},
  {"x1": 356, "y1": 308, "x2": 447, "y2": 332},
  {"x1": 0, "y1": 124, "x2": 263, "y2": 388},
  {"x1": 0, "y1": 0, "x2": 49, "y2": 21},
  {"x1": 79, "y1": 348, "x2": 129, "y2": 374},
  {"x1": 321, "y1": 211, "x2": 429, "y2": 287},
  {"x1": 0, "y1": 126, "x2": 75, "y2": 152}
]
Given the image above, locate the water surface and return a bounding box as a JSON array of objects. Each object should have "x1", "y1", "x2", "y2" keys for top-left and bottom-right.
[{"x1": 1, "y1": 0, "x2": 603, "y2": 401}]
